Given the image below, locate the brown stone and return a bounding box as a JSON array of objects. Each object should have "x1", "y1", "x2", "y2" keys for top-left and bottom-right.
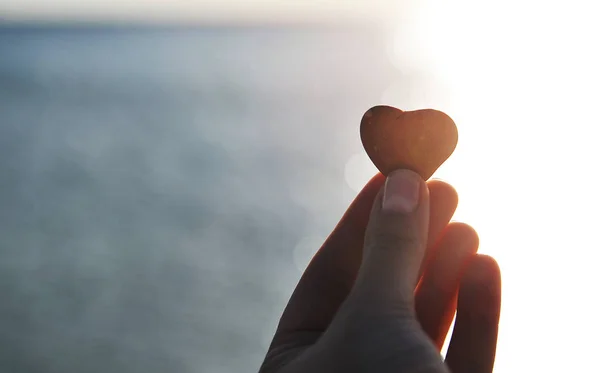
[{"x1": 360, "y1": 105, "x2": 458, "y2": 179}]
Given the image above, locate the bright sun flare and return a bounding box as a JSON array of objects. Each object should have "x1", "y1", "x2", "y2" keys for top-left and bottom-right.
[{"x1": 347, "y1": 1, "x2": 600, "y2": 371}]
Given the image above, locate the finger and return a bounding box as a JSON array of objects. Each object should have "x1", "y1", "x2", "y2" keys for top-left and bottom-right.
[
  {"x1": 445, "y1": 254, "x2": 502, "y2": 373},
  {"x1": 270, "y1": 172, "x2": 385, "y2": 347},
  {"x1": 419, "y1": 180, "x2": 459, "y2": 279},
  {"x1": 414, "y1": 222, "x2": 479, "y2": 349},
  {"x1": 272, "y1": 176, "x2": 457, "y2": 344},
  {"x1": 349, "y1": 169, "x2": 429, "y2": 310}
]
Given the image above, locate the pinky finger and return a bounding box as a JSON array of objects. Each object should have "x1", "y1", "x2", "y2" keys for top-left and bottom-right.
[{"x1": 445, "y1": 254, "x2": 502, "y2": 373}]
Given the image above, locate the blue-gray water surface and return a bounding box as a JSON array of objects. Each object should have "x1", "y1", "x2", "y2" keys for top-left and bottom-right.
[{"x1": 0, "y1": 25, "x2": 402, "y2": 373}]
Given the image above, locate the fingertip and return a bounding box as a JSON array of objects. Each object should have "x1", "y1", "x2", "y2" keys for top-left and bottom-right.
[
  {"x1": 444, "y1": 222, "x2": 480, "y2": 253},
  {"x1": 366, "y1": 172, "x2": 386, "y2": 191},
  {"x1": 381, "y1": 169, "x2": 425, "y2": 214},
  {"x1": 463, "y1": 254, "x2": 501, "y2": 285},
  {"x1": 418, "y1": 181, "x2": 461, "y2": 279},
  {"x1": 458, "y1": 254, "x2": 502, "y2": 316},
  {"x1": 427, "y1": 179, "x2": 458, "y2": 199},
  {"x1": 428, "y1": 179, "x2": 458, "y2": 203},
  {"x1": 414, "y1": 223, "x2": 480, "y2": 348}
]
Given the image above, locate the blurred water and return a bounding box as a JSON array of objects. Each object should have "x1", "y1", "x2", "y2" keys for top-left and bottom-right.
[{"x1": 0, "y1": 26, "x2": 395, "y2": 373}]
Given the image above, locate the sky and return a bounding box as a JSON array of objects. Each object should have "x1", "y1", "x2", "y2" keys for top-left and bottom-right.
[{"x1": 0, "y1": 0, "x2": 402, "y2": 24}]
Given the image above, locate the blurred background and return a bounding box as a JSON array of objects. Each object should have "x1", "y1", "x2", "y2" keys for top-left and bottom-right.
[{"x1": 1, "y1": 1, "x2": 599, "y2": 372}]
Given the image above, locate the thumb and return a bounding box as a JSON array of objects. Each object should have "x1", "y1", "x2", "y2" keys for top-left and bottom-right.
[{"x1": 351, "y1": 168, "x2": 430, "y2": 311}]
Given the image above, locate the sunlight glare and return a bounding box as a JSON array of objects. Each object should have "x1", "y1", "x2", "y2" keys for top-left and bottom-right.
[{"x1": 385, "y1": 1, "x2": 600, "y2": 371}]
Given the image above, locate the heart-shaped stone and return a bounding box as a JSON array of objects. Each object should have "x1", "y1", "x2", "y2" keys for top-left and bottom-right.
[{"x1": 360, "y1": 105, "x2": 458, "y2": 179}]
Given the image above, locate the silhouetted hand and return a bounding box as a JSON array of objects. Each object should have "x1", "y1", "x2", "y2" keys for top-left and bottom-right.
[{"x1": 259, "y1": 170, "x2": 501, "y2": 373}]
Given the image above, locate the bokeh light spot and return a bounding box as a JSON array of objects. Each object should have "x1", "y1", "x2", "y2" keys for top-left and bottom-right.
[{"x1": 344, "y1": 152, "x2": 378, "y2": 193}]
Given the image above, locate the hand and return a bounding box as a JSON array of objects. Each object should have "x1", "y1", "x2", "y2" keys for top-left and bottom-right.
[{"x1": 259, "y1": 170, "x2": 501, "y2": 373}]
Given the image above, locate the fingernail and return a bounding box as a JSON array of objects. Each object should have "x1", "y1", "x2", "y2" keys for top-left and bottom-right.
[{"x1": 382, "y1": 169, "x2": 421, "y2": 213}]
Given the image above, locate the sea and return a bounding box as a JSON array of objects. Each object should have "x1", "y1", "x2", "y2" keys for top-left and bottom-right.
[
  {"x1": 0, "y1": 25, "x2": 402, "y2": 373},
  {"x1": 3, "y1": 20, "x2": 600, "y2": 373}
]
